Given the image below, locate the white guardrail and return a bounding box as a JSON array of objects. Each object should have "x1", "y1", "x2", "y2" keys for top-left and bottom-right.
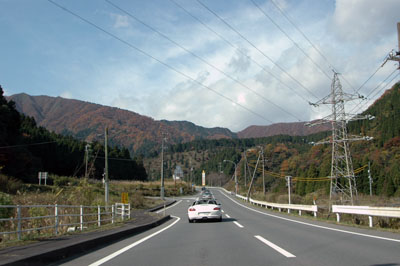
[
  {"x1": 0, "y1": 203, "x2": 130, "y2": 241},
  {"x1": 332, "y1": 205, "x2": 400, "y2": 227},
  {"x1": 219, "y1": 188, "x2": 317, "y2": 217}
]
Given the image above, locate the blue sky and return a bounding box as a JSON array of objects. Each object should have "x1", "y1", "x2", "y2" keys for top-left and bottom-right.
[{"x1": 1, "y1": 0, "x2": 399, "y2": 131}]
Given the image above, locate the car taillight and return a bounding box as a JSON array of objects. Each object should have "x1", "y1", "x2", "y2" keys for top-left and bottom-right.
[
  {"x1": 213, "y1": 207, "x2": 220, "y2": 210},
  {"x1": 189, "y1": 208, "x2": 196, "y2": 211}
]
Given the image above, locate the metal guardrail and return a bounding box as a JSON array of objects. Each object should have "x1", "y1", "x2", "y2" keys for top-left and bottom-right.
[
  {"x1": 0, "y1": 203, "x2": 130, "y2": 241},
  {"x1": 249, "y1": 198, "x2": 318, "y2": 217},
  {"x1": 220, "y1": 187, "x2": 400, "y2": 227},
  {"x1": 220, "y1": 188, "x2": 317, "y2": 217},
  {"x1": 332, "y1": 205, "x2": 400, "y2": 227}
]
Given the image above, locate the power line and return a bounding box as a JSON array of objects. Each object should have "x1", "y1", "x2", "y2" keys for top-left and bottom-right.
[
  {"x1": 250, "y1": 0, "x2": 332, "y2": 80},
  {"x1": 169, "y1": 0, "x2": 315, "y2": 107},
  {"x1": 197, "y1": 0, "x2": 319, "y2": 100},
  {"x1": 349, "y1": 68, "x2": 399, "y2": 115},
  {"x1": 0, "y1": 141, "x2": 57, "y2": 149},
  {"x1": 47, "y1": 0, "x2": 273, "y2": 124},
  {"x1": 106, "y1": 0, "x2": 302, "y2": 121}
]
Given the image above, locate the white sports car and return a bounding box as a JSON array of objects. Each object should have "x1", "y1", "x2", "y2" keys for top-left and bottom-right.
[{"x1": 188, "y1": 199, "x2": 222, "y2": 223}]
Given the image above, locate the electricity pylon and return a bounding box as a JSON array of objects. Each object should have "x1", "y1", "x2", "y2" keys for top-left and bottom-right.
[{"x1": 307, "y1": 72, "x2": 373, "y2": 205}]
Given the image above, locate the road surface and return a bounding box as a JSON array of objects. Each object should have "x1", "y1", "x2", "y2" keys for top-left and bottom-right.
[{"x1": 57, "y1": 188, "x2": 400, "y2": 266}]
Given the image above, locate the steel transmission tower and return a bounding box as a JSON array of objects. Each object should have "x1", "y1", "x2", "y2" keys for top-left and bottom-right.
[{"x1": 308, "y1": 72, "x2": 373, "y2": 205}]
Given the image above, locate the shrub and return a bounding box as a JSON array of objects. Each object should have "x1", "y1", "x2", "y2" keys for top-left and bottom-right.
[
  {"x1": 0, "y1": 174, "x2": 23, "y2": 194},
  {"x1": 0, "y1": 192, "x2": 14, "y2": 219}
]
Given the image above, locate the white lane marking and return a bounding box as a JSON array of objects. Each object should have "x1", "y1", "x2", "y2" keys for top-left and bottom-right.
[
  {"x1": 186, "y1": 200, "x2": 189, "y2": 202},
  {"x1": 155, "y1": 200, "x2": 182, "y2": 213},
  {"x1": 233, "y1": 221, "x2": 244, "y2": 228},
  {"x1": 255, "y1": 235, "x2": 296, "y2": 258},
  {"x1": 225, "y1": 214, "x2": 231, "y2": 218},
  {"x1": 221, "y1": 210, "x2": 224, "y2": 213},
  {"x1": 89, "y1": 216, "x2": 181, "y2": 266},
  {"x1": 218, "y1": 190, "x2": 400, "y2": 243}
]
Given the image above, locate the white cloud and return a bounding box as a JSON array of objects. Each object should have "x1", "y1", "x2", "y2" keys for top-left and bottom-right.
[
  {"x1": 111, "y1": 13, "x2": 130, "y2": 29},
  {"x1": 331, "y1": 0, "x2": 400, "y2": 43}
]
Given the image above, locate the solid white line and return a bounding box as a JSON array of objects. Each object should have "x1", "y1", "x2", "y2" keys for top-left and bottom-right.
[
  {"x1": 221, "y1": 210, "x2": 224, "y2": 213},
  {"x1": 225, "y1": 214, "x2": 231, "y2": 218},
  {"x1": 89, "y1": 216, "x2": 181, "y2": 266},
  {"x1": 255, "y1": 235, "x2": 296, "y2": 258},
  {"x1": 233, "y1": 221, "x2": 244, "y2": 228},
  {"x1": 155, "y1": 200, "x2": 182, "y2": 213},
  {"x1": 218, "y1": 190, "x2": 400, "y2": 243}
]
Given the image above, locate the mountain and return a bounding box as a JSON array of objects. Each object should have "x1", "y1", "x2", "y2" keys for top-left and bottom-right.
[
  {"x1": 237, "y1": 122, "x2": 330, "y2": 138},
  {"x1": 7, "y1": 93, "x2": 237, "y2": 155}
]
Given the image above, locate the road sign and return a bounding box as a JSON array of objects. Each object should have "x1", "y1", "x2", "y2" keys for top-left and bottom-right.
[
  {"x1": 121, "y1": 192, "x2": 129, "y2": 204},
  {"x1": 38, "y1": 172, "x2": 48, "y2": 185}
]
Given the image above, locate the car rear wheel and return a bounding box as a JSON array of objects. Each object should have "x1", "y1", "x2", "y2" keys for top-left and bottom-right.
[
  {"x1": 188, "y1": 218, "x2": 193, "y2": 223},
  {"x1": 218, "y1": 216, "x2": 222, "y2": 222}
]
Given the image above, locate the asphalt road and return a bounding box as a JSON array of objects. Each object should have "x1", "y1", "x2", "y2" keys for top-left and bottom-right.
[{"x1": 57, "y1": 189, "x2": 400, "y2": 266}]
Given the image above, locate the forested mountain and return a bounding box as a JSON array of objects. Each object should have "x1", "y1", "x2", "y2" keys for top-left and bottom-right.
[
  {"x1": 0, "y1": 86, "x2": 147, "y2": 183},
  {"x1": 7, "y1": 94, "x2": 238, "y2": 156},
  {"x1": 7, "y1": 94, "x2": 331, "y2": 157}
]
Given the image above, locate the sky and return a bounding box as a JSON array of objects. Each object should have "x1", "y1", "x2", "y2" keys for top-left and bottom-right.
[{"x1": 1, "y1": 0, "x2": 399, "y2": 132}]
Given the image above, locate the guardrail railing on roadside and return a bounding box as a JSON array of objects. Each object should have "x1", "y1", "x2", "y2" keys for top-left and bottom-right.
[
  {"x1": 219, "y1": 188, "x2": 317, "y2": 217},
  {"x1": 332, "y1": 205, "x2": 400, "y2": 227},
  {"x1": 218, "y1": 187, "x2": 400, "y2": 228},
  {"x1": 0, "y1": 203, "x2": 130, "y2": 241}
]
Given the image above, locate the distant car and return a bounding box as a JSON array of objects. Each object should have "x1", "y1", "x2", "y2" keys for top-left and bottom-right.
[{"x1": 188, "y1": 199, "x2": 222, "y2": 223}]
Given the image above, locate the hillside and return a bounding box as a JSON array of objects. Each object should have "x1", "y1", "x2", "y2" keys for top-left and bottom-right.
[
  {"x1": 237, "y1": 122, "x2": 330, "y2": 138},
  {"x1": 7, "y1": 94, "x2": 237, "y2": 156}
]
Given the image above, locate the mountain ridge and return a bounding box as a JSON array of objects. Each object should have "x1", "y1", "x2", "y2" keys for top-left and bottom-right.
[{"x1": 7, "y1": 93, "x2": 330, "y2": 155}]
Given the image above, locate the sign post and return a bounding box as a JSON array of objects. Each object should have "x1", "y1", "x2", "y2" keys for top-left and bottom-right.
[
  {"x1": 38, "y1": 172, "x2": 48, "y2": 185},
  {"x1": 202, "y1": 170, "x2": 206, "y2": 187}
]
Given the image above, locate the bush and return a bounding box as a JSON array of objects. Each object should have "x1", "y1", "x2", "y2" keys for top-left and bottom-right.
[
  {"x1": 0, "y1": 174, "x2": 23, "y2": 194},
  {"x1": 0, "y1": 192, "x2": 14, "y2": 219},
  {"x1": 53, "y1": 176, "x2": 79, "y2": 187}
]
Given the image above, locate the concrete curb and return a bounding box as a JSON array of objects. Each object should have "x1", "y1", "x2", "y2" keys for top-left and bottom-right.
[
  {"x1": 1, "y1": 215, "x2": 171, "y2": 266},
  {"x1": 146, "y1": 200, "x2": 177, "y2": 212}
]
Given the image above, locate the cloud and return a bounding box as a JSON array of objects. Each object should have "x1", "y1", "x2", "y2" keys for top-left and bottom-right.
[
  {"x1": 111, "y1": 13, "x2": 130, "y2": 29},
  {"x1": 331, "y1": 0, "x2": 400, "y2": 43}
]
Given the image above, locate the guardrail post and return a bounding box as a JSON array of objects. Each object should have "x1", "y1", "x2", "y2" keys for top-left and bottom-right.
[
  {"x1": 369, "y1": 216, "x2": 373, "y2": 227},
  {"x1": 128, "y1": 203, "x2": 131, "y2": 219},
  {"x1": 279, "y1": 208, "x2": 281, "y2": 212},
  {"x1": 17, "y1": 205, "x2": 21, "y2": 240},
  {"x1": 122, "y1": 204, "x2": 125, "y2": 221},
  {"x1": 288, "y1": 208, "x2": 291, "y2": 214},
  {"x1": 299, "y1": 210, "x2": 302, "y2": 216},
  {"x1": 54, "y1": 204, "x2": 59, "y2": 235},
  {"x1": 112, "y1": 204, "x2": 115, "y2": 224},
  {"x1": 336, "y1": 213, "x2": 340, "y2": 223},
  {"x1": 80, "y1": 205, "x2": 83, "y2": 231},
  {"x1": 314, "y1": 211, "x2": 317, "y2": 217},
  {"x1": 98, "y1": 205, "x2": 101, "y2": 227}
]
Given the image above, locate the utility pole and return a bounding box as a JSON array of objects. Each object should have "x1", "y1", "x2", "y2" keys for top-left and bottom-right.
[
  {"x1": 368, "y1": 162, "x2": 373, "y2": 197},
  {"x1": 286, "y1": 176, "x2": 291, "y2": 204},
  {"x1": 85, "y1": 143, "x2": 90, "y2": 178},
  {"x1": 247, "y1": 151, "x2": 261, "y2": 201},
  {"x1": 261, "y1": 148, "x2": 265, "y2": 195},
  {"x1": 223, "y1": 159, "x2": 237, "y2": 194},
  {"x1": 382, "y1": 22, "x2": 400, "y2": 69},
  {"x1": 308, "y1": 72, "x2": 373, "y2": 206},
  {"x1": 104, "y1": 127, "x2": 109, "y2": 205},
  {"x1": 244, "y1": 152, "x2": 247, "y2": 188},
  {"x1": 160, "y1": 134, "x2": 167, "y2": 200}
]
